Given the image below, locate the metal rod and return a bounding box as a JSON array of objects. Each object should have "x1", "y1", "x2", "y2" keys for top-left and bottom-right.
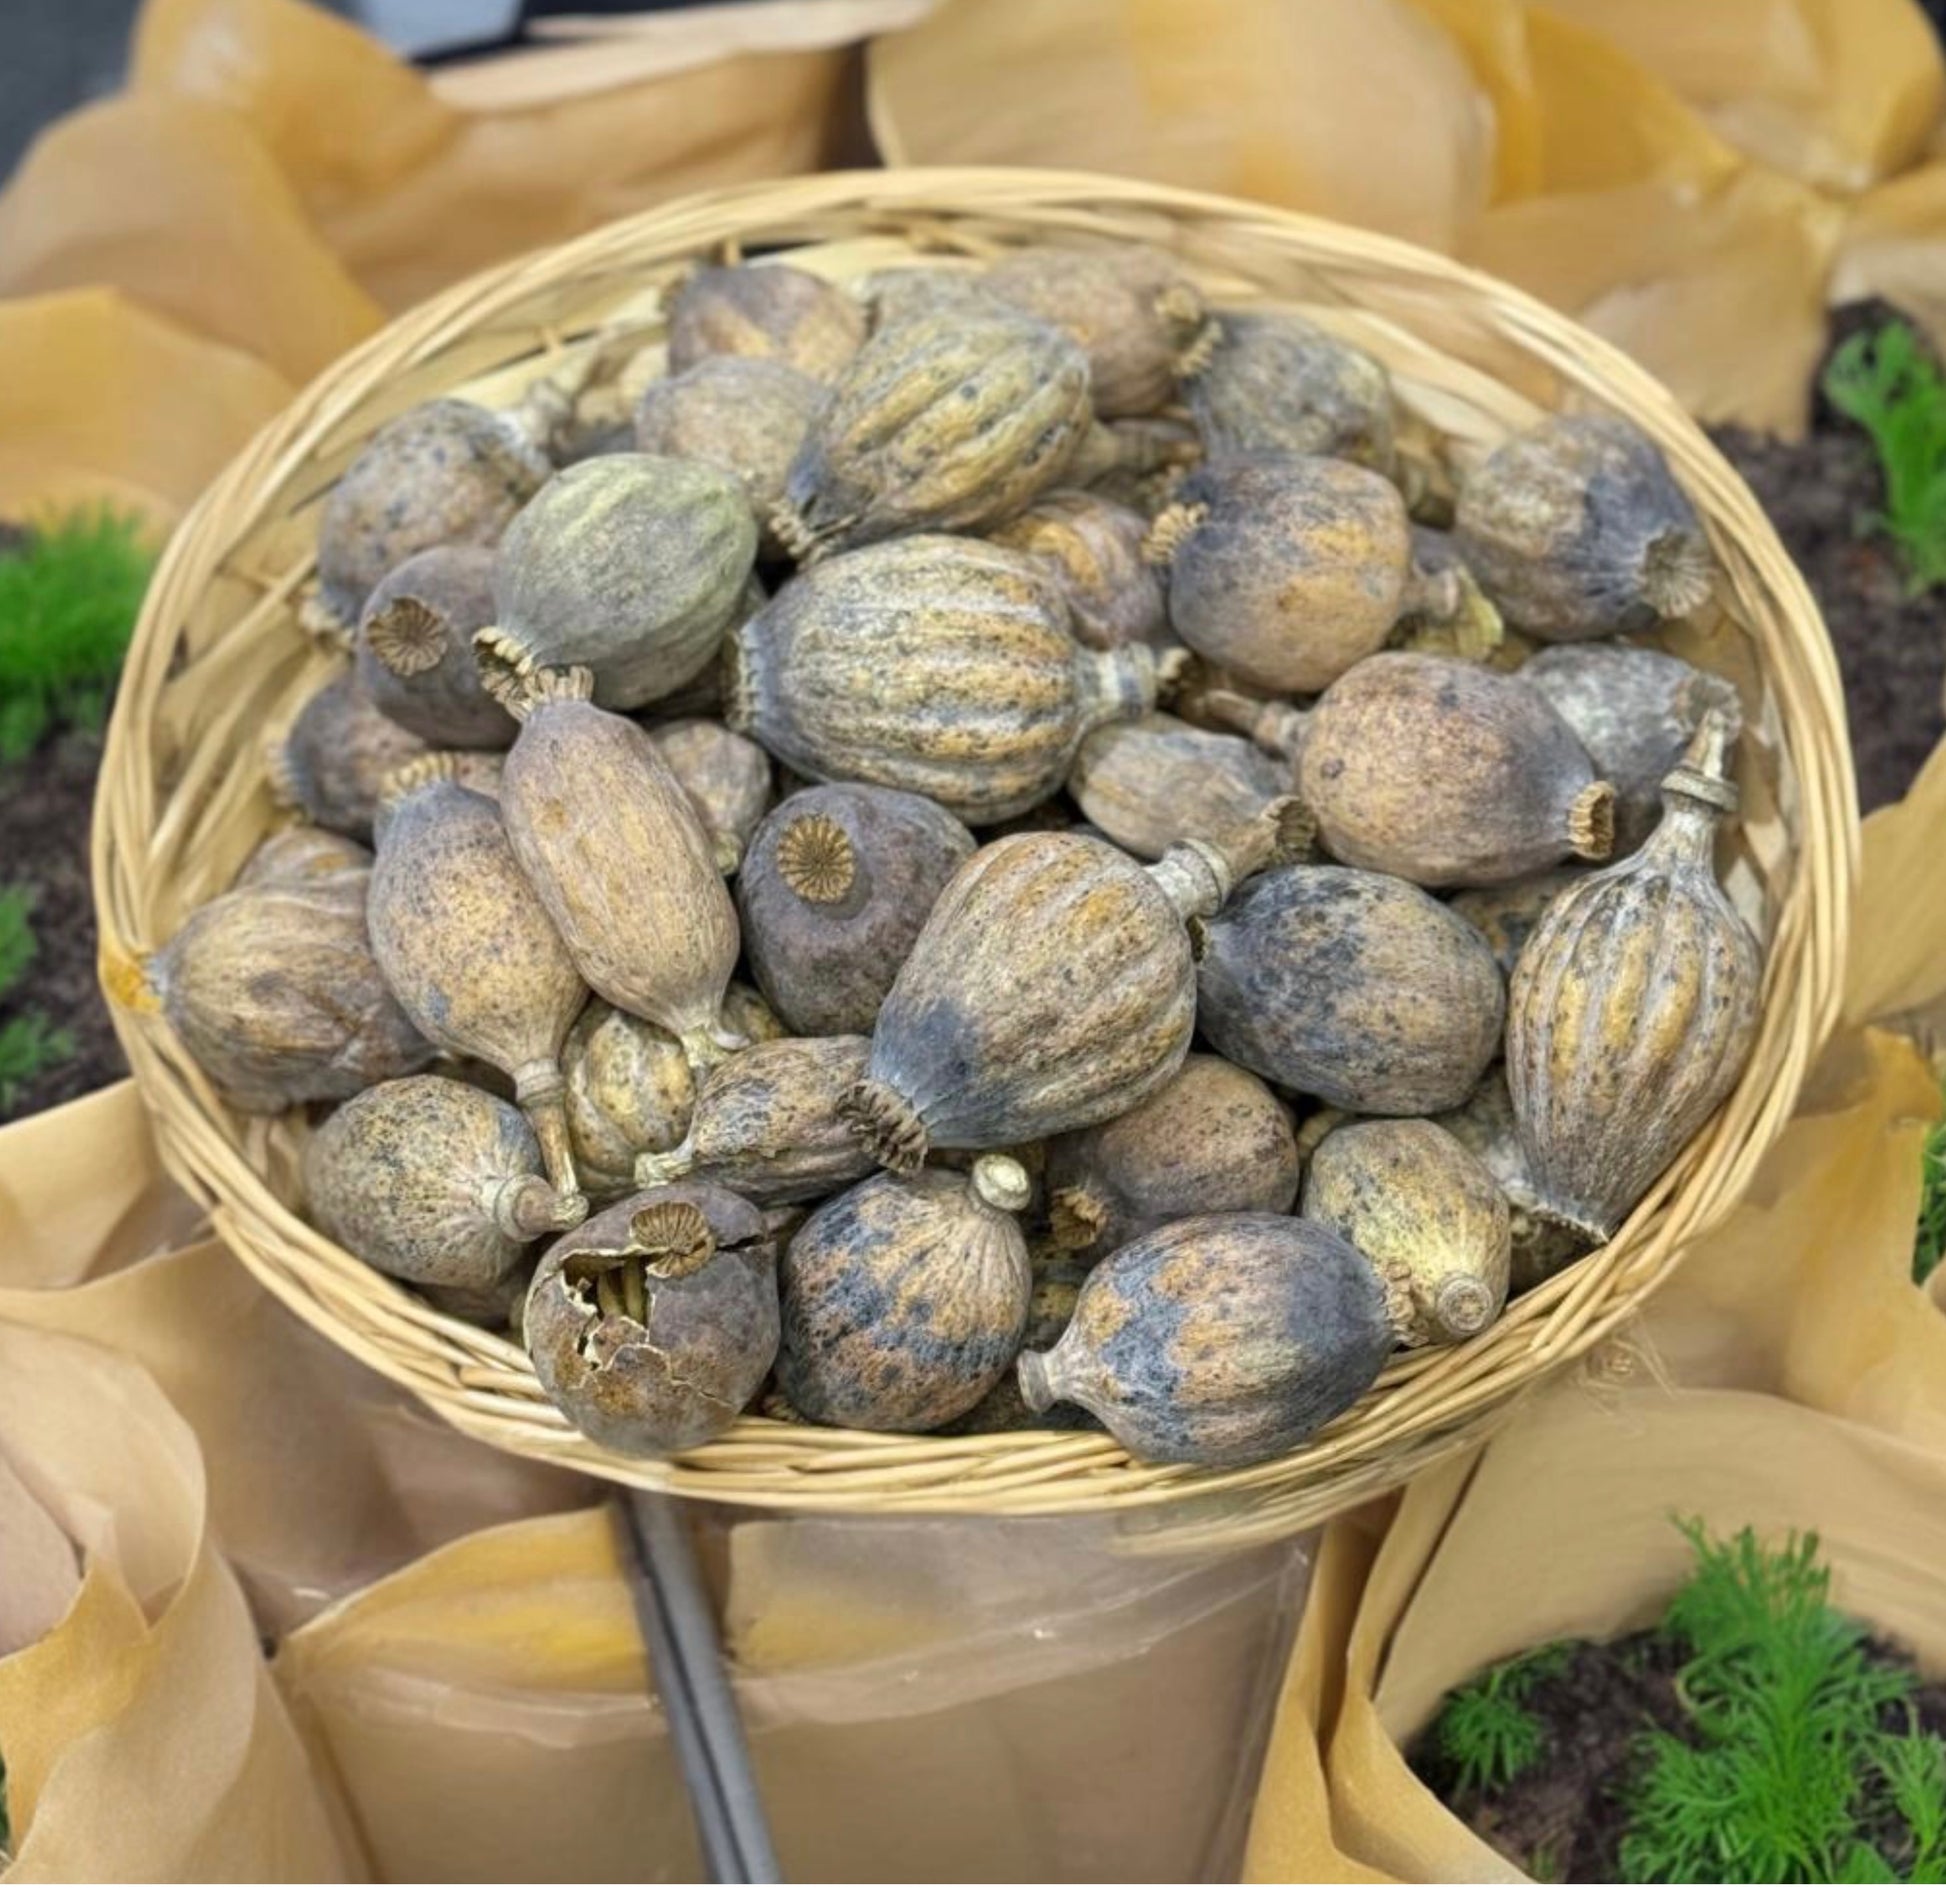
[{"x1": 613, "y1": 1492, "x2": 783, "y2": 1884}]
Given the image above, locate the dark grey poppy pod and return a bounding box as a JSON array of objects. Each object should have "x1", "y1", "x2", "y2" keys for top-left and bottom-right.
[
  {"x1": 1454, "y1": 414, "x2": 1714, "y2": 640},
  {"x1": 726, "y1": 535, "x2": 1166, "y2": 824},
  {"x1": 1196, "y1": 865, "x2": 1505, "y2": 1115},
  {"x1": 367, "y1": 756, "x2": 589, "y2": 1208},
  {"x1": 236, "y1": 826, "x2": 371, "y2": 887},
  {"x1": 989, "y1": 489, "x2": 1169, "y2": 651},
  {"x1": 1067, "y1": 714, "x2": 1292, "y2": 861},
  {"x1": 1045, "y1": 1053, "x2": 1299, "y2": 1261},
  {"x1": 524, "y1": 1184, "x2": 779, "y2": 1455},
  {"x1": 1449, "y1": 868, "x2": 1589, "y2": 979},
  {"x1": 1297, "y1": 652, "x2": 1617, "y2": 888},
  {"x1": 736, "y1": 784, "x2": 976, "y2": 1038},
  {"x1": 476, "y1": 455, "x2": 758, "y2": 712},
  {"x1": 267, "y1": 673, "x2": 429, "y2": 842},
  {"x1": 1018, "y1": 1212, "x2": 1394, "y2": 1467},
  {"x1": 315, "y1": 397, "x2": 552, "y2": 623},
  {"x1": 774, "y1": 1155, "x2": 1034, "y2": 1431},
  {"x1": 645, "y1": 718, "x2": 773, "y2": 874},
  {"x1": 353, "y1": 546, "x2": 516, "y2": 749},
  {"x1": 634, "y1": 1035, "x2": 874, "y2": 1206},
  {"x1": 1185, "y1": 311, "x2": 1397, "y2": 473},
  {"x1": 1506, "y1": 712, "x2": 1761, "y2": 1242},
  {"x1": 1520, "y1": 643, "x2": 1743, "y2": 852},
  {"x1": 305, "y1": 1075, "x2": 581, "y2": 1299},
  {"x1": 665, "y1": 262, "x2": 866, "y2": 381}
]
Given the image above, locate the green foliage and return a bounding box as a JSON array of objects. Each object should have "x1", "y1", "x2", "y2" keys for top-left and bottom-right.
[
  {"x1": 1822, "y1": 322, "x2": 1946, "y2": 596},
  {"x1": 1917, "y1": 1080, "x2": 1946, "y2": 1285},
  {"x1": 1429, "y1": 1642, "x2": 1572, "y2": 1797},
  {"x1": 1, "y1": 1749, "x2": 9, "y2": 1862},
  {"x1": 0, "y1": 509, "x2": 155, "y2": 761},
  {"x1": 0, "y1": 886, "x2": 74, "y2": 1113}
]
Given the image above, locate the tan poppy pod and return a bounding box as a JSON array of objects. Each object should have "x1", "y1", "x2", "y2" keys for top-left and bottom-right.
[
  {"x1": 267, "y1": 673, "x2": 429, "y2": 843},
  {"x1": 1196, "y1": 864, "x2": 1505, "y2": 1115},
  {"x1": 475, "y1": 455, "x2": 758, "y2": 712},
  {"x1": 635, "y1": 1035, "x2": 874, "y2": 1206},
  {"x1": 988, "y1": 489, "x2": 1169, "y2": 651},
  {"x1": 1067, "y1": 713, "x2": 1293, "y2": 861},
  {"x1": 1145, "y1": 454, "x2": 1420, "y2": 696},
  {"x1": 941, "y1": 1275, "x2": 1094, "y2": 1434},
  {"x1": 1185, "y1": 311, "x2": 1397, "y2": 473},
  {"x1": 1506, "y1": 711, "x2": 1761, "y2": 1242},
  {"x1": 775, "y1": 1155, "x2": 1034, "y2": 1431},
  {"x1": 726, "y1": 535, "x2": 1166, "y2": 824},
  {"x1": 353, "y1": 546, "x2": 516, "y2": 750},
  {"x1": 305, "y1": 1075, "x2": 581, "y2": 1302},
  {"x1": 1454, "y1": 414, "x2": 1714, "y2": 641},
  {"x1": 236, "y1": 826, "x2": 371, "y2": 887},
  {"x1": 842, "y1": 801, "x2": 1309, "y2": 1172},
  {"x1": 858, "y1": 264, "x2": 1003, "y2": 330},
  {"x1": 492, "y1": 666, "x2": 745, "y2": 1071},
  {"x1": 1297, "y1": 652, "x2": 1617, "y2": 887},
  {"x1": 982, "y1": 244, "x2": 1217, "y2": 418},
  {"x1": 665, "y1": 262, "x2": 866, "y2": 381},
  {"x1": 645, "y1": 717, "x2": 773, "y2": 874},
  {"x1": 524, "y1": 1184, "x2": 779, "y2": 1455},
  {"x1": 1302, "y1": 1119, "x2": 1511, "y2": 1347},
  {"x1": 131, "y1": 871, "x2": 431, "y2": 1116},
  {"x1": 1045, "y1": 1053, "x2": 1300, "y2": 1261},
  {"x1": 1449, "y1": 868, "x2": 1589, "y2": 979},
  {"x1": 367, "y1": 756, "x2": 589, "y2": 1206},
  {"x1": 1019, "y1": 1212, "x2": 1395, "y2": 1467}
]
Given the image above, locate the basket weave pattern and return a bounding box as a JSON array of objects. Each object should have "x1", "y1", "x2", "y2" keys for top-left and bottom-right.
[{"x1": 95, "y1": 170, "x2": 1852, "y2": 1532}]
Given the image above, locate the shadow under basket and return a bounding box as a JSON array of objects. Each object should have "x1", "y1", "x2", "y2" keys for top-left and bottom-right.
[{"x1": 94, "y1": 168, "x2": 1853, "y2": 1543}]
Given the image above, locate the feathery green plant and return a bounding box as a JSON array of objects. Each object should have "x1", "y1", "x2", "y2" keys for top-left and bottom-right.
[
  {"x1": 1429, "y1": 1641, "x2": 1572, "y2": 1797},
  {"x1": 1822, "y1": 321, "x2": 1946, "y2": 596},
  {"x1": 1916, "y1": 1082, "x2": 1946, "y2": 1285},
  {"x1": 0, "y1": 885, "x2": 74, "y2": 1112}
]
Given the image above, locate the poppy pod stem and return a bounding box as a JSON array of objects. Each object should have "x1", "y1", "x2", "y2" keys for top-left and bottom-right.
[
  {"x1": 489, "y1": 1173, "x2": 585, "y2": 1242},
  {"x1": 513, "y1": 1058, "x2": 584, "y2": 1208},
  {"x1": 1197, "y1": 689, "x2": 1310, "y2": 769},
  {"x1": 968, "y1": 1154, "x2": 1033, "y2": 1215},
  {"x1": 839, "y1": 1078, "x2": 929, "y2": 1174},
  {"x1": 1073, "y1": 644, "x2": 1166, "y2": 738},
  {"x1": 1016, "y1": 1346, "x2": 1059, "y2": 1415},
  {"x1": 1146, "y1": 796, "x2": 1312, "y2": 921}
]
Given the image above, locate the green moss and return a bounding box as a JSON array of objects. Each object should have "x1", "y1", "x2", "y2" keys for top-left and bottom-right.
[
  {"x1": 1821, "y1": 322, "x2": 1946, "y2": 597},
  {"x1": 0, "y1": 885, "x2": 74, "y2": 1112}
]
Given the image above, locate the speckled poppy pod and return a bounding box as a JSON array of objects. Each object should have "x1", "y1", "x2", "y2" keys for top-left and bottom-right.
[
  {"x1": 236, "y1": 826, "x2": 372, "y2": 887},
  {"x1": 305, "y1": 1075, "x2": 582, "y2": 1304},
  {"x1": 989, "y1": 490, "x2": 1169, "y2": 651},
  {"x1": 1185, "y1": 310, "x2": 1398, "y2": 473},
  {"x1": 367, "y1": 756, "x2": 589, "y2": 1208},
  {"x1": 1044, "y1": 1054, "x2": 1300, "y2": 1261},
  {"x1": 353, "y1": 546, "x2": 517, "y2": 750},
  {"x1": 736, "y1": 783, "x2": 976, "y2": 1038},
  {"x1": 1018, "y1": 1212, "x2": 1396, "y2": 1467},
  {"x1": 524, "y1": 1184, "x2": 779, "y2": 1455},
  {"x1": 1067, "y1": 713, "x2": 1293, "y2": 861},
  {"x1": 665, "y1": 262, "x2": 866, "y2": 381},
  {"x1": 474, "y1": 454, "x2": 758, "y2": 712},
  {"x1": 1505, "y1": 710, "x2": 1761, "y2": 1242},
  {"x1": 1301, "y1": 1119, "x2": 1510, "y2": 1347},
  {"x1": 941, "y1": 1275, "x2": 1095, "y2": 1434},
  {"x1": 491, "y1": 666, "x2": 747, "y2": 1072},
  {"x1": 1195, "y1": 864, "x2": 1505, "y2": 1115},
  {"x1": 645, "y1": 718, "x2": 773, "y2": 874},
  {"x1": 1296, "y1": 652, "x2": 1617, "y2": 887},
  {"x1": 726, "y1": 535, "x2": 1168, "y2": 824},
  {"x1": 267, "y1": 673, "x2": 429, "y2": 842},
  {"x1": 774, "y1": 1155, "x2": 1034, "y2": 1431},
  {"x1": 1454, "y1": 414, "x2": 1714, "y2": 640},
  {"x1": 841, "y1": 799, "x2": 1311, "y2": 1172}
]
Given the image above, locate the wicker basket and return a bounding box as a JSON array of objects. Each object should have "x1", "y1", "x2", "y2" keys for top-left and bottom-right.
[{"x1": 95, "y1": 169, "x2": 1852, "y2": 1536}]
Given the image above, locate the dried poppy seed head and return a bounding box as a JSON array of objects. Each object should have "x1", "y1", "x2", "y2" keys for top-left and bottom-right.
[
  {"x1": 1435, "y1": 1276, "x2": 1494, "y2": 1339},
  {"x1": 629, "y1": 1200, "x2": 717, "y2": 1278},
  {"x1": 775, "y1": 812, "x2": 857, "y2": 904},
  {"x1": 970, "y1": 1154, "x2": 1033, "y2": 1215},
  {"x1": 365, "y1": 595, "x2": 450, "y2": 677},
  {"x1": 1140, "y1": 501, "x2": 1207, "y2": 568},
  {"x1": 1643, "y1": 527, "x2": 1714, "y2": 618},
  {"x1": 840, "y1": 1077, "x2": 929, "y2": 1173},
  {"x1": 376, "y1": 750, "x2": 466, "y2": 814},
  {"x1": 1049, "y1": 1183, "x2": 1109, "y2": 1251},
  {"x1": 1568, "y1": 782, "x2": 1617, "y2": 862}
]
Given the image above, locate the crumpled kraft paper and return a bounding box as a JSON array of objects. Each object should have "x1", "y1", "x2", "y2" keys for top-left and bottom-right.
[{"x1": 0, "y1": 1322, "x2": 355, "y2": 1879}]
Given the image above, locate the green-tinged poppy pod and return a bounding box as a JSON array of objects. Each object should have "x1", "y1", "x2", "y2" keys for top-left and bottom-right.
[
  {"x1": 353, "y1": 545, "x2": 516, "y2": 750},
  {"x1": 665, "y1": 262, "x2": 866, "y2": 381},
  {"x1": 1184, "y1": 310, "x2": 1397, "y2": 473}
]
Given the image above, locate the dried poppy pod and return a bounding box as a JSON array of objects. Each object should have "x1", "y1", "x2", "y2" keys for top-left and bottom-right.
[
  {"x1": 305, "y1": 1075, "x2": 581, "y2": 1302},
  {"x1": 1434, "y1": 1068, "x2": 1590, "y2": 1291},
  {"x1": 1392, "y1": 526, "x2": 1507, "y2": 666},
  {"x1": 475, "y1": 455, "x2": 757, "y2": 712},
  {"x1": 1044, "y1": 1054, "x2": 1300, "y2": 1261},
  {"x1": 367, "y1": 756, "x2": 589, "y2": 1205},
  {"x1": 1302, "y1": 1119, "x2": 1511, "y2": 1347},
  {"x1": 982, "y1": 244, "x2": 1217, "y2": 418},
  {"x1": 1506, "y1": 711, "x2": 1761, "y2": 1242},
  {"x1": 645, "y1": 718, "x2": 772, "y2": 874},
  {"x1": 524, "y1": 1184, "x2": 779, "y2": 1455},
  {"x1": 1067, "y1": 714, "x2": 1293, "y2": 861},
  {"x1": 236, "y1": 826, "x2": 371, "y2": 887},
  {"x1": 315, "y1": 396, "x2": 554, "y2": 625},
  {"x1": 842, "y1": 800, "x2": 1309, "y2": 1172},
  {"x1": 1185, "y1": 311, "x2": 1397, "y2": 473},
  {"x1": 267, "y1": 673, "x2": 429, "y2": 842},
  {"x1": 1197, "y1": 864, "x2": 1505, "y2": 1115},
  {"x1": 633, "y1": 357, "x2": 826, "y2": 560},
  {"x1": 492, "y1": 666, "x2": 745, "y2": 1071},
  {"x1": 636, "y1": 1035, "x2": 874, "y2": 1206},
  {"x1": 353, "y1": 546, "x2": 516, "y2": 750},
  {"x1": 726, "y1": 535, "x2": 1166, "y2": 824},
  {"x1": 858, "y1": 265, "x2": 1004, "y2": 330},
  {"x1": 1449, "y1": 868, "x2": 1588, "y2": 979},
  {"x1": 129, "y1": 870, "x2": 431, "y2": 1115},
  {"x1": 1146, "y1": 455, "x2": 1424, "y2": 696},
  {"x1": 989, "y1": 490, "x2": 1169, "y2": 651},
  {"x1": 775, "y1": 1155, "x2": 1034, "y2": 1431},
  {"x1": 665, "y1": 262, "x2": 866, "y2": 381},
  {"x1": 1454, "y1": 414, "x2": 1714, "y2": 640},
  {"x1": 1297, "y1": 653, "x2": 1616, "y2": 888},
  {"x1": 1019, "y1": 1212, "x2": 1395, "y2": 1467},
  {"x1": 1521, "y1": 643, "x2": 1743, "y2": 853},
  {"x1": 737, "y1": 783, "x2": 974, "y2": 1038},
  {"x1": 941, "y1": 1276, "x2": 1095, "y2": 1434}
]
